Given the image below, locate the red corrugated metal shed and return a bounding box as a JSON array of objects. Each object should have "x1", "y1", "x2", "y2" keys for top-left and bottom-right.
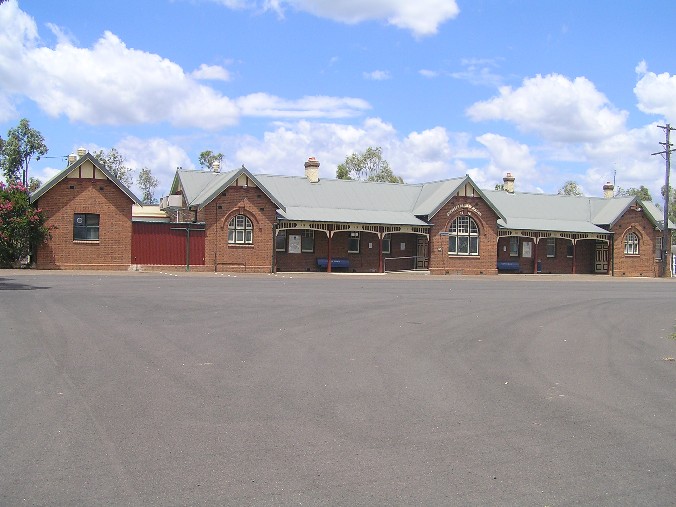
[{"x1": 132, "y1": 222, "x2": 205, "y2": 266}]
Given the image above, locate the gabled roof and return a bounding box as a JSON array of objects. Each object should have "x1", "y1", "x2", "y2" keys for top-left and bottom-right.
[
  {"x1": 173, "y1": 167, "x2": 284, "y2": 211},
  {"x1": 639, "y1": 200, "x2": 676, "y2": 230},
  {"x1": 483, "y1": 189, "x2": 676, "y2": 234},
  {"x1": 413, "y1": 176, "x2": 505, "y2": 220},
  {"x1": 30, "y1": 152, "x2": 141, "y2": 205}
]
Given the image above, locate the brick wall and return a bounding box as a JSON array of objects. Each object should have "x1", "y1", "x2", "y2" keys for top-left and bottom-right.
[
  {"x1": 202, "y1": 185, "x2": 277, "y2": 273},
  {"x1": 275, "y1": 230, "x2": 419, "y2": 273},
  {"x1": 496, "y1": 237, "x2": 597, "y2": 274},
  {"x1": 428, "y1": 195, "x2": 499, "y2": 275},
  {"x1": 611, "y1": 207, "x2": 662, "y2": 277},
  {"x1": 35, "y1": 179, "x2": 133, "y2": 270}
]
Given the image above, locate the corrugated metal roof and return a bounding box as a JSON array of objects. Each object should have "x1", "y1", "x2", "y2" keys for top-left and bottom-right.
[
  {"x1": 171, "y1": 166, "x2": 675, "y2": 234},
  {"x1": 255, "y1": 174, "x2": 423, "y2": 212},
  {"x1": 640, "y1": 200, "x2": 676, "y2": 229},
  {"x1": 278, "y1": 207, "x2": 429, "y2": 226}
]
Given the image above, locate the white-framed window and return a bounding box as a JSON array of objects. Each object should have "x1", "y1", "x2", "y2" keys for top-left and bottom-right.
[
  {"x1": 448, "y1": 215, "x2": 479, "y2": 256},
  {"x1": 546, "y1": 237, "x2": 556, "y2": 258},
  {"x1": 624, "y1": 231, "x2": 639, "y2": 255},
  {"x1": 301, "y1": 230, "x2": 314, "y2": 253},
  {"x1": 348, "y1": 232, "x2": 360, "y2": 253},
  {"x1": 228, "y1": 214, "x2": 253, "y2": 244},
  {"x1": 509, "y1": 236, "x2": 519, "y2": 257},
  {"x1": 566, "y1": 242, "x2": 574, "y2": 258},
  {"x1": 382, "y1": 236, "x2": 391, "y2": 254},
  {"x1": 275, "y1": 230, "x2": 286, "y2": 252},
  {"x1": 73, "y1": 213, "x2": 99, "y2": 241}
]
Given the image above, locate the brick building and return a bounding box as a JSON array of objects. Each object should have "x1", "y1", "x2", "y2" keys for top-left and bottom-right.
[
  {"x1": 32, "y1": 153, "x2": 673, "y2": 277},
  {"x1": 31, "y1": 150, "x2": 141, "y2": 270}
]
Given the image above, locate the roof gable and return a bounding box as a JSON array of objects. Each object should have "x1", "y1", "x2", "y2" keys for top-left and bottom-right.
[
  {"x1": 30, "y1": 152, "x2": 141, "y2": 205},
  {"x1": 173, "y1": 167, "x2": 285, "y2": 211}
]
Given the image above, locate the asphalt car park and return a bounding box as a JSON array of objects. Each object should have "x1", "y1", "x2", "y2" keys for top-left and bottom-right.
[{"x1": 1, "y1": 271, "x2": 675, "y2": 505}]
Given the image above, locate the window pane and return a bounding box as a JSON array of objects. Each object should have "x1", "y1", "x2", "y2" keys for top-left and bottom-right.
[
  {"x1": 509, "y1": 237, "x2": 519, "y2": 256},
  {"x1": 236, "y1": 215, "x2": 245, "y2": 228},
  {"x1": 228, "y1": 217, "x2": 235, "y2": 228},
  {"x1": 458, "y1": 236, "x2": 469, "y2": 254},
  {"x1": 245, "y1": 230, "x2": 253, "y2": 243},
  {"x1": 448, "y1": 236, "x2": 456, "y2": 254},
  {"x1": 382, "y1": 237, "x2": 391, "y2": 254},
  {"x1": 469, "y1": 237, "x2": 478, "y2": 255},
  {"x1": 276, "y1": 231, "x2": 286, "y2": 251},
  {"x1": 236, "y1": 230, "x2": 244, "y2": 243},
  {"x1": 301, "y1": 234, "x2": 314, "y2": 252},
  {"x1": 245, "y1": 217, "x2": 252, "y2": 229},
  {"x1": 228, "y1": 229, "x2": 235, "y2": 243}
]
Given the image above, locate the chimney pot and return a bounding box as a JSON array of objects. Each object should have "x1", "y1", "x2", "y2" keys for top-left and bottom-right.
[
  {"x1": 503, "y1": 172, "x2": 515, "y2": 193},
  {"x1": 603, "y1": 182, "x2": 614, "y2": 199},
  {"x1": 68, "y1": 153, "x2": 77, "y2": 165},
  {"x1": 77, "y1": 147, "x2": 87, "y2": 158},
  {"x1": 304, "y1": 157, "x2": 320, "y2": 183},
  {"x1": 212, "y1": 160, "x2": 221, "y2": 173}
]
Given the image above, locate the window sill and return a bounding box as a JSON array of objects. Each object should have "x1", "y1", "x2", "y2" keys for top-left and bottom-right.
[
  {"x1": 228, "y1": 243, "x2": 254, "y2": 248},
  {"x1": 448, "y1": 254, "x2": 480, "y2": 257},
  {"x1": 73, "y1": 240, "x2": 100, "y2": 244}
]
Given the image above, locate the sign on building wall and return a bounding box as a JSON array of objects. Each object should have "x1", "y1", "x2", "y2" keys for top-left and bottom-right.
[
  {"x1": 288, "y1": 234, "x2": 301, "y2": 254},
  {"x1": 522, "y1": 242, "x2": 532, "y2": 258}
]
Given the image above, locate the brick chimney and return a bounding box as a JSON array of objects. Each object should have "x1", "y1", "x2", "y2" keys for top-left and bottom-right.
[
  {"x1": 67, "y1": 153, "x2": 77, "y2": 165},
  {"x1": 212, "y1": 160, "x2": 221, "y2": 173},
  {"x1": 503, "y1": 172, "x2": 515, "y2": 193},
  {"x1": 304, "y1": 157, "x2": 320, "y2": 183},
  {"x1": 603, "y1": 182, "x2": 614, "y2": 199},
  {"x1": 77, "y1": 147, "x2": 87, "y2": 158}
]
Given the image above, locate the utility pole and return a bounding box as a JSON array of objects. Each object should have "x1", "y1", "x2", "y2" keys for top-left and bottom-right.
[{"x1": 652, "y1": 124, "x2": 675, "y2": 277}]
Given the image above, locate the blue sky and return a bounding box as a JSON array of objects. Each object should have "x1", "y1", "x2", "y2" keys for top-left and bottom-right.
[{"x1": 1, "y1": 0, "x2": 675, "y2": 201}]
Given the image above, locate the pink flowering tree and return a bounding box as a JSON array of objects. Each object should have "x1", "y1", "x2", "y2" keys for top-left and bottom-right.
[{"x1": 0, "y1": 182, "x2": 50, "y2": 267}]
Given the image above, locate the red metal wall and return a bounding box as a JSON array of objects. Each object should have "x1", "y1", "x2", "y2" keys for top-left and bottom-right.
[{"x1": 132, "y1": 222, "x2": 205, "y2": 266}]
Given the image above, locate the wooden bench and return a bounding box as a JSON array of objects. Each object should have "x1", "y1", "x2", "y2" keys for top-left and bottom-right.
[{"x1": 316, "y1": 257, "x2": 350, "y2": 271}]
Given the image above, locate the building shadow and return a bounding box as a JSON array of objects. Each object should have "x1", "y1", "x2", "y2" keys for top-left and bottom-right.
[{"x1": 0, "y1": 277, "x2": 50, "y2": 290}]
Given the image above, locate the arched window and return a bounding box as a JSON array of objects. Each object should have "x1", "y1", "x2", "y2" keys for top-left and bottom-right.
[
  {"x1": 228, "y1": 214, "x2": 253, "y2": 244},
  {"x1": 448, "y1": 215, "x2": 479, "y2": 255},
  {"x1": 624, "y1": 231, "x2": 639, "y2": 255}
]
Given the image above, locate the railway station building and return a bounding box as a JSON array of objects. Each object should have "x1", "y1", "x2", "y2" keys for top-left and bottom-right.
[{"x1": 31, "y1": 151, "x2": 673, "y2": 277}]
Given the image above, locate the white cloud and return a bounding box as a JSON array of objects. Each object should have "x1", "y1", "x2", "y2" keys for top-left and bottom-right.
[
  {"x1": 634, "y1": 62, "x2": 676, "y2": 122},
  {"x1": 191, "y1": 64, "x2": 231, "y2": 82},
  {"x1": 475, "y1": 133, "x2": 538, "y2": 188},
  {"x1": 228, "y1": 118, "x2": 459, "y2": 182},
  {"x1": 214, "y1": 0, "x2": 460, "y2": 36},
  {"x1": 419, "y1": 69, "x2": 439, "y2": 79},
  {"x1": 0, "y1": 3, "x2": 370, "y2": 129},
  {"x1": 450, "y1": 58, "x2": 503, "y2": 87},
  {"x1": 235, "y1": 93, "x2": 370, "y2": 118},
  {"x1": 581, "y1": 123, "x2": 667, "y2": 198},
  {"x1": 467, "y1": 74, "x2": 628, "y2": 143},
  {"x1": 363, "y1": 70, "x2": 391, "y2": 81}
]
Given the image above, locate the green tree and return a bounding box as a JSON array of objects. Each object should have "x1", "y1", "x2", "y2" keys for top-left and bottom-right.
[
  {"x1": 0, "y1": 181, "x2": 51, "y2": 267},
  {"x1": 336, "y1": 146, "x2": 403, "y2": 183},
  {"x1": 198, "y1": 150, "x2": 224, "y2": 170},
  {"x1": 93, "y1": 148, "x2": 134, "y2": 187},
  {"x1": 558, "y1": 180, "x2": 583, "y2": 196},
  {"x1": 137, "y1": 167, "x2": 159, "y2": 204},
  {"x1": 0, "y1": 118, "x2": 48, "y2": 187},
  {"x1": 616, "y1": 185, "x2": 652, "y2": 201},
  {"x1": 28, "y1": 177, "x2": 42, "y2": 193}
]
